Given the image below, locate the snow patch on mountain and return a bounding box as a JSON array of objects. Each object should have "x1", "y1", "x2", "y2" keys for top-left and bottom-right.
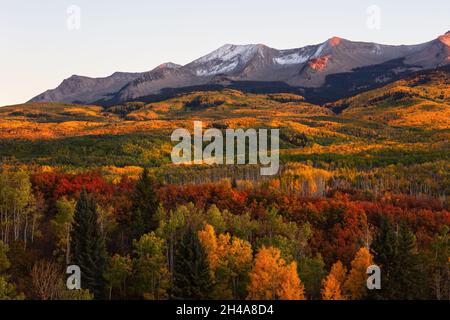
[
  {"x1": 372, "y1": 44, "x2": 383, "y2": 55},
  {"x1": 196, "y1": 44, "x2": 259, "y2": 64},
  {"x1": 195, "y1": 60, "x2": 239, "y2": 76},
  {"x1": 312, "y1": 43, "x2": 326, "y2": 59},
  {"x1": 274, "y1": 52, "x2": 310, "y2": 65},
  {"x1": 192, "y1": 44, "x2": 262, "y2": 76}
]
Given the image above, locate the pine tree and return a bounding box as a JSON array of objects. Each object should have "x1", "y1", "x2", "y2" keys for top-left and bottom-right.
[
  {"x1": 371, "y1": 218, "x2": 427, "y2": 299},
  {"x1": 370, "y1": 218, "x2": 398, "y2": 299},
  {"x1": 131, "y1": 208, "x2": 145, "y2": 240},
  {"x1": 170, "y1": 228, "x2": 212, "y2": 300},
  {"x1": 429, "y1": 226, "x2": 449, "y2": 300},
  {"x1": 395, "y1": 225, "x2": 427, "y2": 299},
  {"x1": 131, "y1": 168, "x2": 159, "y2": 238},
  {"x1": 70, "y1": 189, "x2": 107, "y2": 299}
]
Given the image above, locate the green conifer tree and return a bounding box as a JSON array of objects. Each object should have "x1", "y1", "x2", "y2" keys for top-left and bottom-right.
[
  {"x1": 131, "y1": 168, "x2": 159, "y2": 238},
  {"x1": 371, "y1": 218, "x2": 427, "y2": 299},
  {"x1": 70, "y1": 189, "x2": 107, "y2": 299},
  {"x1": 396, "y1": 225, "x2": 428, "y2": 299},
  {"x1": 170, "y1": 228, "x2": 212, "y2": 300}
]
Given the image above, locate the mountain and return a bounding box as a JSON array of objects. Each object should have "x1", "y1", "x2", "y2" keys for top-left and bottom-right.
[
  {"x1": 29, "y1": 32, "x2": 450, "y2": 105},
  {"x1": 30, "y1": 71, "x2": 145, "y2": 104},
  {"x1": 405, "y1": 31, "x2": 450, "y2": 67}
]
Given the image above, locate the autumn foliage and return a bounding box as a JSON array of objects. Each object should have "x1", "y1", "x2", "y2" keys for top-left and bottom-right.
[
  {"x1": 247, "y1": 246, "x2": 305, "y2": 300},
  {"x1": 343, "y1": 247, "x2": 373, "y2": 300},
  {"x1": 321, "y1": 261, "x2": 347, "y2": 300}
]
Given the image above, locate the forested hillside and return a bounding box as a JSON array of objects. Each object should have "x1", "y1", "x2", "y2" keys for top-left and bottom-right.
[{"x1": 0, "y1": 67, "x2": 448, "y2": 300}]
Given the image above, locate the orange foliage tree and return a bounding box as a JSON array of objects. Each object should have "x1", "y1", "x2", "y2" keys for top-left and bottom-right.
[
  {"x1": 321, "y1": 260, "x2": 347, "y2": 300},
  {"x1": 343, "y1": 247, "x2": 373, "y2": 300},
  {"x1": 198, "y1": 224, "x2": 253, "y2": 299},
  {"x1": 247, "y1": 246, "x2": 305, "y2": 300}
]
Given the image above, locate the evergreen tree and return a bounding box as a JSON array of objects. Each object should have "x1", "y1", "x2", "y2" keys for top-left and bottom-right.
[
  {"x1": 70, "y1": 189, "x2": 107, "y2": 299},
  {"x1": 170, "y1": 228, "x2": 212, "y2": 300},
  {"x1": 131, "y1": 208, "x2": 145, "y2": 240},
  {"x1": 429, "y1": 226, "x2": 450, "y2": 300},
  {"x1": 131, "y1": 168, "x2": 159, "y2": 238},
  {"x1": 374, "y1": 218, "x2": 398, "y2": 262},
  {"x1": 371, "y1": 218, "x2": 427, "y2": 299},
  {"x1": 370, "y1": 218, "x2": 398, "y2": 299},
  {"x1": 396, "y1": 225, "x2": 428, "y2": 299}
]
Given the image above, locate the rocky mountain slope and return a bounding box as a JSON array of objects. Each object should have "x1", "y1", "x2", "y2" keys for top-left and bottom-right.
[{"x1": 29, "y1": 32, "x2": 450, "y2": 106}]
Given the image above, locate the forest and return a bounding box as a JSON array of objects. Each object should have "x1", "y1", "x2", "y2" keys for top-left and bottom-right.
[
  {"x1": 0, "y1": 68, "x2": 449, "y2": 300},
  {"x1": 0, "y1": 165, "x2": 448, "y2": 300}
]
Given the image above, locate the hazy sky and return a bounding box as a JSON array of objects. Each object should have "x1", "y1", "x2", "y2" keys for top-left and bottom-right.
[{"x1": 1, "y1": 0, "x2": 449, "y2": 106}]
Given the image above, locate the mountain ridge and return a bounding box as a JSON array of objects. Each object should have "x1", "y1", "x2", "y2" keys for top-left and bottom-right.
[{"x1": 29, "y1": 32, "x2": 450, "y2": 106}]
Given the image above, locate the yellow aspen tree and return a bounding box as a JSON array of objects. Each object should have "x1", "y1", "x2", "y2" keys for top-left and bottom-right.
[
  {"x1": 247, "y1": 246, "x2": 305, "y2": 300},
  {"x1": 227, "y1": 237, "x2": 253, "y2": 277},
  {"x1": 322, "y1": 274, "x2": 344, "y2": 300},
  {"x1": 219, "y1": 233, "x2": 253, "y2": 299},
  {"x1": 321, "y1": 275, "x2": 345, "y2": 300},
  {"x1": 198, "y1": 224, "x2": 219, "y2": 277},
  {"x1": 199, "y1": 224, "x2": 253, "y2": 299},
  {"x1": 216, "y1": 233, "x2": 231, "y2": 265},
  {"x1": 321, "y1": 260, "x2": 347, "y2": 300},
  {"x1": 343, "y1": 247, "x2": 373, "y2": 300},
  {"x1": 330, "y1": 260, "x2": 347, "y2": 286},
  {"x1": 277, "y1": 261, "x2": 305, "y2": 300}
]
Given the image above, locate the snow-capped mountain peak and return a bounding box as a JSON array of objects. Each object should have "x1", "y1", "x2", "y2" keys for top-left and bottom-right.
[
  {"x1": 190, "y1": 44, "x2": 267, "y2": 76},
  {"x1": 196, "y1": 44, "x2": 261, "y2": 63},
  {"x1": 29, "y1": 32, "x2": 450, "y2": 105}
]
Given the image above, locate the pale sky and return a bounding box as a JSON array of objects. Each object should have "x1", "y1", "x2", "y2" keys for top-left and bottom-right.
[{"x1": 1, "y1": 0, "x2": 449, "y2": 106}]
